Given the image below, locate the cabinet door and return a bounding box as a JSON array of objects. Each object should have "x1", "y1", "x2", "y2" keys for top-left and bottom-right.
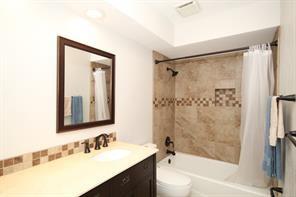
[
  {"x1": 80, "y1": 181, "x2": 110, "y2": 197},
  {"x1": 110, "y1": 168, "x2": 134, "y2": 197},
  {"x1": 134, "y1": 175, "x2": 154, "y2": 197}
]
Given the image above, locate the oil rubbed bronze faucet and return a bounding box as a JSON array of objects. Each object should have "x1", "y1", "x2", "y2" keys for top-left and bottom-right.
[
  {"x1": 82, "y1": 140, "x2": 91, "y2": 153},
  {"x1": 95, "y1": 134, "x2": 109, "y2": 150},
  {"x1": 165, "y1": 136, "x2": 176, "y2": 156}
]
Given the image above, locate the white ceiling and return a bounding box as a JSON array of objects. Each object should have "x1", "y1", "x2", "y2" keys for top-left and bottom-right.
[
  {"x1": 66, "y1": 0, "x2": 280, "y2": 58},
  {"x1": 146, "y1": 0, "x2": 260, "y2": 24}
]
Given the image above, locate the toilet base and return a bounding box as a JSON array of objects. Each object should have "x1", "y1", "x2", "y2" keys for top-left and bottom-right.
[{"x1": 157, "y1": 182, "x2": 192, "y2": 197}]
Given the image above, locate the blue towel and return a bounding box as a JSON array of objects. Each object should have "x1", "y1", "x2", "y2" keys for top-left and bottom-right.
[
  {"x1": 71, "y1": 96, "x2": 83, "y2": 124},
  {"x1": 262, "y1": 96, "x2": 283, "y2": 180}
]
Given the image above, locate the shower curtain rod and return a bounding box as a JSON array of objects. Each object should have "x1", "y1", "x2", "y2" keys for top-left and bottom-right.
[{"x1": 155, "y1": 40, "x2": 278, "y2": 64}]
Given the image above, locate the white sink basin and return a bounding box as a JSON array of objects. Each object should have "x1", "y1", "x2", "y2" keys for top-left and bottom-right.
[{"x1": 92, "y1": 149, "x2": 131, "y2": 162}]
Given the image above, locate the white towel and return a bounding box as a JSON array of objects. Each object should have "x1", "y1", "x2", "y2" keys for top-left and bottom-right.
[
  {"x1": 64, "y1": 97, "x2": 72, "y2": 117},
  {"x1": 277, "y1": 100, "x2": 285, "y2": 138},
  {"x1": 269, "y1": 96, "x2": 285, "y2": 146},
  {"x1": 269, "y1": 97, "x2": 278, "y2": 146}
]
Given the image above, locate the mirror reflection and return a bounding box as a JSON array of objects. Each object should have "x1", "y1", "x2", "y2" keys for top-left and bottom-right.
[{"x1": 64, "y1": 46, "x2": 112, "y2": 125}]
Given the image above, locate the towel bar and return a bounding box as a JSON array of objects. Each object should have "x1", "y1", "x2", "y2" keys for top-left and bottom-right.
[
  {"x1": 286, "y1": 130, "x2": 296, "y2": 147},
  {"x1": 269, "y1": 95, "x2": 295, "y2": 197},
  {"x1": 276, "y1": 94, "x2": 296, "y2": 102},
  {"x1": 270, "y1": 187, "x2": 283, "y2": 197}
]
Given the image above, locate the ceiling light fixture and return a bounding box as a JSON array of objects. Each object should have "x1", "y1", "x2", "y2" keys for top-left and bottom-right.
[{"x1": 86, "y1": 9, "x2": 104, "y2": 19}]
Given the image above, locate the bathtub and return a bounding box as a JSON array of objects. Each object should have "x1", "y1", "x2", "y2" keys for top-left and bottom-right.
[{"x1": 158, "y1": 152, "x2": 269, "y2": 197}]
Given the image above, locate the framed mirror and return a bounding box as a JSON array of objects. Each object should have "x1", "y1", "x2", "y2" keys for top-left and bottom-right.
[{"x1": 57, "y1": 36, "x2": 115, "y2": 132}]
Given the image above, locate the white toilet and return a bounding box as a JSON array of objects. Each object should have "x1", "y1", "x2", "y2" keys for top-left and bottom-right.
[{"x1": 157, "y1": 166, "x2": 192, "y2": 197}]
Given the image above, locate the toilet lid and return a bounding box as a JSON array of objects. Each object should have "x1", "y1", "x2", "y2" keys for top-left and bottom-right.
[{"x1": 157, "y1": 167, "x2": 191, "y2": 187}]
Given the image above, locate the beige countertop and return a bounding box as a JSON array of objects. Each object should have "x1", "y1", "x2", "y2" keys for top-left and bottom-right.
[{"x1": 0, "y1": 142, "x2": 158, "y2": 197}]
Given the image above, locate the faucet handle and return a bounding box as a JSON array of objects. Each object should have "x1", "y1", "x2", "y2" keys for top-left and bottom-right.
[
  {"x1": 94, "y1": 136, "x2": 101, "y2": 150},
  {"x1": 165, "y1": 136, "x2": 174, "y2": 148},
  {"x1": 103, "y1": 134, "x2": 109, "y2": 147},
  {"x1": 82, "y1": 141, "x2": 91, "y2": 153}
]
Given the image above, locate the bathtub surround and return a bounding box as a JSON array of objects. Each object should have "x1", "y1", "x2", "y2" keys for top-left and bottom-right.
[
  {"x1": 174, "y1": 54, "x2": 242, "y2": 164},
  {"x1": 153, "y1": 51, "x2": 175, "y2": 161},
  {"x1": 153, "y1": 52, "x2": 242, "y2": 163},
  {"x1": 280, "y1": 1, "x2": 296, "y2": 196},
  {"x1": 0, "y1": 132, "x2": 116, "y2": 177}
]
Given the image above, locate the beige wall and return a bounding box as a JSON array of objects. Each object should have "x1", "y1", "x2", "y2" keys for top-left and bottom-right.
[
  {"x1": 280, "y1": 1, "x2": 296, "y2": 196},
  {"x1": 0, "y1": 3, "x2": 153, "y2": 160},
  {"x1": 153, "y1": 51, "x2": 175, "y2": 161},
  {"x1": 174, "y1": 53, "x2": 242, "y2": 164}
]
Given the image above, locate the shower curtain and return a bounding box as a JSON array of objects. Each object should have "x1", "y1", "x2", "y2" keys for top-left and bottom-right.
[
  {"x1": 229, "y1": 44, "x2": 275, "y2": 187},
  {"x1": 93, "y1": 69, "x2": 110, "y2": 121}
]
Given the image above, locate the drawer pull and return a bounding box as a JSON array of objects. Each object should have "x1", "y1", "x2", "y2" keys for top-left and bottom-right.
[{"x1": 121, "y1": 175, "x2": 130, "y2": 186}]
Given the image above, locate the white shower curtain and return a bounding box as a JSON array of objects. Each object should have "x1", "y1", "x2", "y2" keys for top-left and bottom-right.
[
  {"x1": 229, "y1": 44, "x2": 275, "y2": 187},
  {"x1": 93, "y1": 69, "x2": 110, "y2": 121}
]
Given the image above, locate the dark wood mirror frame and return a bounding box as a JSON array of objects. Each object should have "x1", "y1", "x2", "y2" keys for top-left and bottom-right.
[{"x1": 57, "y1": 36, "x2": 115, "y2": 133}]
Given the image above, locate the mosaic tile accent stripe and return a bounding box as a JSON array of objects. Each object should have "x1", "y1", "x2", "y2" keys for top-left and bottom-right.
[
  {"x1": 175, "y1": 97, "x2": 215, "y2": 107},
  {"x1": 153, "y1": 96, "x2": 241, "y2": 108},
  {"x1": 153, "y1": 97, "x2": 175, "y2": 108},
  {"x1": 0, "y1": 132, "x2": 116, "y2": 177},
  {"x1": 215, "y1": 88, "x2": 241, "y2": 107}
]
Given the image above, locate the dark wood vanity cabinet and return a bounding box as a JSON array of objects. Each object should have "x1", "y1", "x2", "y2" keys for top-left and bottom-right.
[{"x1": 81, "y1": 154, "x2": 156, "y2": 197}]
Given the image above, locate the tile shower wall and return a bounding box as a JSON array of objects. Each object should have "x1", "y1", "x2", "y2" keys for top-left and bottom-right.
[
  {"x1": 153, "y1": 52, "x2": 243, "y2": 164},
  {"x1": 174, "y1": 53, "x2": 242, "y2": 164},
  {"x1": 0, "y1": 132, "x2": 116, "y2": 177},
  {"x1": 153, "y1": 51, "x2": 175, "y2": 161}
]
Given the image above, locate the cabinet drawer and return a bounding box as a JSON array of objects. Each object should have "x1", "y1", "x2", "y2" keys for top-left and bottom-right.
[
  {"x1": 110, "y1": 168, "x2": 134, "y2": 196},
  {"x1": 133, "y1": 156, "x2": 153, "y2": 182}
]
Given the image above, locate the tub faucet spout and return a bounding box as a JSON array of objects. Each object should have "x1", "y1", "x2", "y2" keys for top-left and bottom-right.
[{"x1": 166, "y1": 149, "x2": 176, "y2": 156}]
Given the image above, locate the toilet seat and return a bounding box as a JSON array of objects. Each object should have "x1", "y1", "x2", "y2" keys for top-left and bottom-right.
[{"x1": 157, "y1": 167, "x2": 192, "y2": 197}]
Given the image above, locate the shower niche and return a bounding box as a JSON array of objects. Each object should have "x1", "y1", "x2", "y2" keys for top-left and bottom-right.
[{"x1": 57, "y1": 36, "x2": 115, "y2": 132}]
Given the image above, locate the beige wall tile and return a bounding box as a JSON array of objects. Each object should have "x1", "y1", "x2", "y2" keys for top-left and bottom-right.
[
  {"x1": 48, "y1": 147, "x2": 57, "y2": 155},
  {"x1": 23, "y1": 153, "x2": 32, "y2": 163},
  {"x1": 3, "y1": 166, "x2": 13, "y2": 175},
  {"x1": 40, "y1": 157, "x2": 49, "y2": 164},
  {"x1": 23, "y1": 162, "x2": 33, "y2": 169},
  {"x1": 13, "y1": 163, "x2": 25, "y2": 172},
  {"x1": 173, "y1": 54, "x2": 242, "y2": 163},
  {"x1": 153, "y1": 51, "x2": 242, "y2": 164},
  {"x1": 153, "y1": 51, "x2": 175, "y2": 161}
]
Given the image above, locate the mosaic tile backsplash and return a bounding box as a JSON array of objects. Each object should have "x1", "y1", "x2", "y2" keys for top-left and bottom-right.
[{"x1": 0, "y1": 132, "x2": 116, "y2": 177}]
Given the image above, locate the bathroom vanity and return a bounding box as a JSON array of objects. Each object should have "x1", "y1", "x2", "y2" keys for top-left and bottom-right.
[
  {"x1": 82, "y1": 155, "x2": 155, "y2": 197},
  {"x1": 0, "y1": 142, "x2": 158, "y2": 197}
]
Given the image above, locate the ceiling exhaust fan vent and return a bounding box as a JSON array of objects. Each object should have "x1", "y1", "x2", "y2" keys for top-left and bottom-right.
[{"x1": 176, "y1": 0, "x2": 200, "y2": 17}]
